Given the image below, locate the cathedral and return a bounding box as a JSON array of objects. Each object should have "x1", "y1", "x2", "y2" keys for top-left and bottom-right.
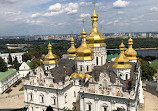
[{"x1": 24, "y1": 5, "x2": 144, "y2": 111}]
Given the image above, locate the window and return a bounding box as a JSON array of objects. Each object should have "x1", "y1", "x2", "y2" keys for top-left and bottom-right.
[
  {"x1": 65, "y1": 93, "x2": 67, "y2": 103},
  {"x1": 88, "y1": 104, "x2": 91, "y2": 111},
  {"x1": 51, "y1": 96, "x2": 56, "y2": 105},
  {"x1": 101, "y1": 56, "x2": 103, "y2": 65},
  {"x1": 126, "y1": 74, "x2": 128, "y2": 80},
  {"x1": 96, "y1": 57, "x2": 99, "y2": 65},
  {"x1": 74, "y1": 91, "x2": 76, "y2": 97},
  {"x1": 30, "y1": 93, "x2": 33, "y2": 101},
  {"x1": 87, "y1": 66, "x2": 89, "y2": 72},
  {"x1": 40, "y1": 94, "x2": 44, "y2": 103},
  {"x1": 80, "y1": 65, "x2": 82, "y2": 71},
  {"x1": 104, "y1": 107, "x2": 107, "y2": 111}
]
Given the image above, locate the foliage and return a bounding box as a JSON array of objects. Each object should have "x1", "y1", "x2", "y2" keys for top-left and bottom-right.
[
  {"x1": 30, "y1": 58, "x2": 43, "y2": 69},
  {"x1": 22, "y1": 53, "x2": 32, "y2": 62},
  {"x1": 15, "y1": 79, "x2": 22, "y2": 86},
  {"x1": 8, "y1": 53, "x2": 13, "y2": 65},
  {"x1": 0, "y1": 57, "x2": 7, "y2": 72},
  {"x1": 5, "y1": 88, "x2": 12, "y2": 94},
  {"x1": 46, "y1": 106, "x2": 53, "y2": 111},
  {"x1": 11, "y1": 57, "x2": 21, "y2": 70},
  {"x1": 2, "y1": 49, "x2": 24, "y2": 53},
  {"x1": 144, "y1": 56, "x2": 157, "y2": 62},
  {"x1": 141, "y1": 63, "x2": 157, "y2": 80},
  {"x1": 19, "y1": 87, "x2": 24, "y2": 91}
]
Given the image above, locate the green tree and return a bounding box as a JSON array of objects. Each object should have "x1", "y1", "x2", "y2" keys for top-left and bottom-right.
[
  {"x1": 13, "y1": 56, "x2": 18, "y2": 64},
  {"x1": 12, "y1": 57, "x2": 21, "y2": 70},
  {"x1": 22, "y1": 53, "x2": 32, "y2": 62},
  {"x1": 0, "y1": 57, "x2": 7, "y2": 72},
  {"x1": 141, "y1": 63, "x2": 156, "y2": 80},
  {"x1": 8, "y1": 53, "x2": 13, "y2": 65},
  {"x1": 30, "y1": 59, "x2": 43, "y2": 69}
]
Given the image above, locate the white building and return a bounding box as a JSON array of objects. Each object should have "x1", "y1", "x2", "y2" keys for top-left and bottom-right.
[
  {"x1": 19, "y1": 60, "x2": 31, "y2": 78},
  {"x1": 0, "y1": 52, "x2": 24, "y2": 64},
  {"x1": 0, "y1": 69, "x2": 18, "y2": 93},
  {"x1": 24, "y1": 7, "x2": 144, "y2": 111}
]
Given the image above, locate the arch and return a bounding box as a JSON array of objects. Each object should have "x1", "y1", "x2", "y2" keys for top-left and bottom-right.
[{"x1": 96, "y1": 57, "x2": 99, "y2": 65}]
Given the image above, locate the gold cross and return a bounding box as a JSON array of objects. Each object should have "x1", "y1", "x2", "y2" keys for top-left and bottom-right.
[
  {"x1": 81, "y1": 19, "x2": 85, "y2": 27},
  {"x1": 93, "y1": 0, "x2": 96, "y2": 10}
]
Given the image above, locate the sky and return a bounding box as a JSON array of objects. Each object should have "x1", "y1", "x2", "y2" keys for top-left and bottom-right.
[{"x1": 0, "y1": 0, "x2": 158, "y2": 36}]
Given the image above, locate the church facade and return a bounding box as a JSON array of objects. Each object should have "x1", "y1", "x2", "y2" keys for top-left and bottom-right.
[{"x1": 24, "y1": 5, "x2": 144, "y2": 111}]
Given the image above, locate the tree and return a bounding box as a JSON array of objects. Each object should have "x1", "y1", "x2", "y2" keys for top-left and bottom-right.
[
  {"x1": 8, "y1": 53, "x2": 13, "y2": 65},
  {"x1": 46, "y1": 106, "x2": 54, "y2": 111},
  {"x1": 141, "y1": 63, "x2": 156, "y2": 80},
  {"x1": 0, "y1": 57, "x2": 7, "y2": 72},
  {"x1": 12, "y1": 57, "x2": 21, "y2": 70},
  {"x1": 30, "y1": 59, "x2": 43, "y2": 69},
  {"x1": 13, "y1": 56, "x2": 18, "y2": 64},
  {"x1": 22, "y1": 53, "x2": 32, "y2": 62}
]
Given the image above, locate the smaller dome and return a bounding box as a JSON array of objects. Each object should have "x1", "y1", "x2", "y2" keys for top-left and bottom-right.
[
  {"x1": 67, "y1": 37, "x2": 77, "y2": 57},
  {"x1": 44, "y1": 41, "x2": 57, "y2": 64},
  {"x1": 125, "y1": 37, "x2": 137, "y2": 60},
  {"x1": 75, "y1": 27, "x2": 93, "y2": 61},
  {"x1": 91, "y1": 10, "x2": 98, "y2": 21},
  {"x1": 113, "y1": 41, "x2": 132, "y2": 69}
]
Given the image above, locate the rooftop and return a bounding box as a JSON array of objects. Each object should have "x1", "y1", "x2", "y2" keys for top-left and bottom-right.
[{"x1": 0, "y1": 69, "x2": 17, "y2": 81}]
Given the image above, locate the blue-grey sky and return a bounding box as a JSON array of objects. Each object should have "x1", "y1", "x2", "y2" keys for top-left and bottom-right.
[{"x1": 0, "y1": 0, "x2": 158, "y2": 36}]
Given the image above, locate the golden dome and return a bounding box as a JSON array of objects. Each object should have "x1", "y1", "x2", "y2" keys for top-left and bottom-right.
[
  {"x1": 86, "y1": 10, "x2": 106, "y2": 48},
  {"x1": 44, "y1": 41, "x2": 57, "y2": 64},
  {"x1": 70, "y1": 73, "x2": 90, "y2": 79},
  {"x1": 75, "y1": 27, "x2": 93, "y2": 61},
  {"x1": 91, "y1": 10, "x2": 98, "y2": 22},
  {"x1": 67, "y1": 37, "x2": 77, "y2": 57},
  {"x1": 124, "y1": 37, "x2": 137, "y2": 60},
  {"x1": 113, "y1": 41, "x2": 132, "y2": 69}
]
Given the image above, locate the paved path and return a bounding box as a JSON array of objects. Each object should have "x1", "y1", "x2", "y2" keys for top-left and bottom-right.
[
  {"x1": 140, "y1": 83, "x2": 158, "y2": 111},
  {"x1": 0, "y1": 81, "x2": 25, "y2": 109}
]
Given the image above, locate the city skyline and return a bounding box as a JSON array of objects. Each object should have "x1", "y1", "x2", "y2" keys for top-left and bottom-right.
[{"x1": 0, "y1": 0, "x2": 158, "y2": 36}]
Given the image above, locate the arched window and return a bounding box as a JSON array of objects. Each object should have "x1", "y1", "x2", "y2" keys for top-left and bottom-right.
[
  {"x1": 51, "y1": 96, "x2": 56, "y2": 105},
  {"x1": 87, "y1": 66, "x2": 89, "y2": 72},
  {"x1": 40, "y1": 94, "x2": 44, "y2": 103},
  {"x1": 65, "y1": 93, "x2": 67, "y2": 103},
  {"x1": 80, "y1": 65, "x2": 82, "y2": 71},
  {"x1": 126, "y1": 74, "x2": 128, "y2": 80},
  {"x1": 101, "y1": 56, "x2": 103, "y2": 65},
  {"x1": 74, "y1": 91, "x2": 76, "y2": 97},
  {"x1": 30, "y1": 92, "x2": 33, "y2": 101},
  {"x1": 96, "y1": 57, "x2": 99, "y2": 65}
]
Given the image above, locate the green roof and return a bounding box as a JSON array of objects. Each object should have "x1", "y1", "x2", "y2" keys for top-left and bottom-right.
[
  {"x1": 150, "y1": 59, "x2": 158, "y2": 68},
  {"x1": 26, "y1": 60, "x2": 31, "y2": 67},
  {"x1": 0, "y1": 69, "x2": 17, "y2": 81},
  {"x1": 107, "y1": 54, "x2": 119, "y2": 61}
]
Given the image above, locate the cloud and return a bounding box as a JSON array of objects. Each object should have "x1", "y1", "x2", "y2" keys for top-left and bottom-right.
[
  {"x1": 31, "y1": 13, "x2": 41, "y2": 18},
  {"x1": 80, "y1": 13, "x2": 90, "y2": 18},
  {"x1": 26, "y1": 19, "x2": 43, "y2": 25},
  {"x1": 149, "y1": 7, "x2": 158, "y2": 12},
  {"x1": 0, "y1": 0, "x2": 19, "y2": 3},
  {"x1": 43, "y1": 2, "x2": 79, "y2": 16},
  {"x1": 48, "y1": 3, "x2": 61, "y2": 11},
  {"x1": 79, "y1": 2, "x2": 91, "y2": 6},
  {"x1": 113, "y1": 0, "x2": 129, "y2": 8},
  {"x1": 117, "y1": 11, "x2": 124, "y2": 14},
  {"x1": 57, "y1": 22, "x2": 66, "y2": 26}
]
